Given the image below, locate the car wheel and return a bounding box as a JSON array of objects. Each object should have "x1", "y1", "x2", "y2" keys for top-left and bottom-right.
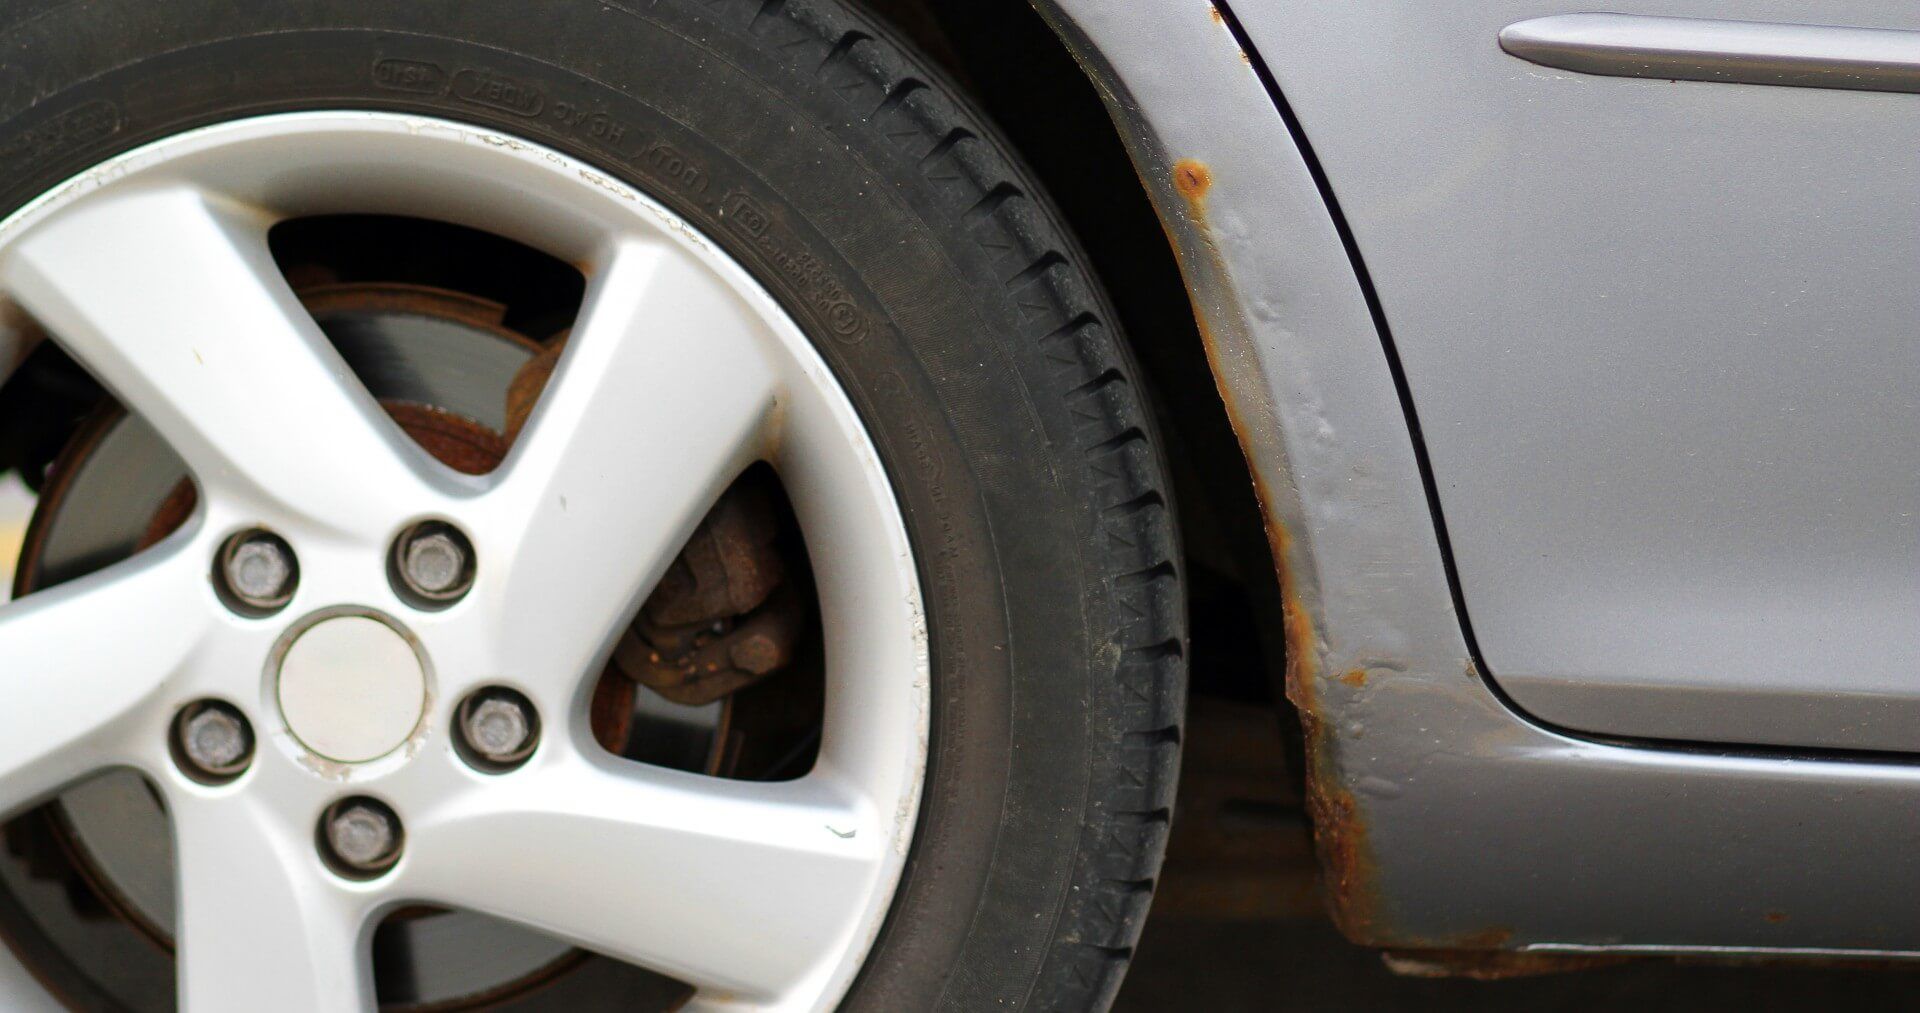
[{"x1": 0, "y1": 1, "x2": 1185, "y2": 1009}]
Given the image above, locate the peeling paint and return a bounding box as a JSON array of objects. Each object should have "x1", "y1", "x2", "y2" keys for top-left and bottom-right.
[{"x1": 293, "y1": 742, "x2": 354, "y2": 782}]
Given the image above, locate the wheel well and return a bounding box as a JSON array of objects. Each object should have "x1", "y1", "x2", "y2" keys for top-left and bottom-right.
[{"x1": 863, "y1": 0, "x2": 1294, "y2": 724}]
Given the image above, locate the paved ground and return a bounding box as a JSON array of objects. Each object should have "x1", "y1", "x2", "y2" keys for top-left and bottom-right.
[{"x1": 1119, "y1": 915, "x2": 1919, "y2": 1011}]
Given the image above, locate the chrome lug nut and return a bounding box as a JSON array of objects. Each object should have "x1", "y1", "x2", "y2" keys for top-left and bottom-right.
[
  {"x1": 328, "y1": 806, "x2": 396, "y2": 867},
  {"x1": 404, "y1": 532, "x2": 463, "y2": 592},
  {"x1": 455, "y1": 688, "x2": 540, "y2": 772},
  {"x1": 466, "y1": 698, "x2": 530, "y2": 757},
  {"x1": 171, "y1": 701, "x2": 253, "y2": 782},
  {"x1": 184, "y1": 709, "x2": 248, "y2": 770},
  {"x1": 215, "y1": 529, "x2": 297, "y2": 615},
  {"x1": 321, "y1": 797, "x2": 403, "y2": 877},
  {"x1": 391, "y1": 521, "x2": 475, "y2": 607}
]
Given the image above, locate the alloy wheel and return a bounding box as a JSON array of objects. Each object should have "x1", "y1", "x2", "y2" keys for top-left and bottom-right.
[{"x1": 0, "y1": 112, "x2": 929, "y2": 1011}]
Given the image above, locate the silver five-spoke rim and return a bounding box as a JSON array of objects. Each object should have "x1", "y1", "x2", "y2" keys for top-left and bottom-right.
[{"x1": 0, "y1": 112, "x2": 929, "y2": 1012}]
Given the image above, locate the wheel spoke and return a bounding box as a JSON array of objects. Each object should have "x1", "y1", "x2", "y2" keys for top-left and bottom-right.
[
  {"x1": 482, "y1": 237, "x2": 781, "y2": 695},
  {"x1": 171, "y1": 793, "x2": 373, "y2": 1012},
  {"x1": 403, "y1": 758, "x2": 884, "y2": 1001},
  {"x1": 0, "y1": 543, "x2": 208, "y2": 815},
  {"x1": 0, "y1": 184, "x2": 437, "y2": 536}
]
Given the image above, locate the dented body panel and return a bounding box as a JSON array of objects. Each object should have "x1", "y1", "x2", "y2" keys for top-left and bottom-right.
[{"x1": 1035, "y1": 0, "x2": 1920, "y2": 960}]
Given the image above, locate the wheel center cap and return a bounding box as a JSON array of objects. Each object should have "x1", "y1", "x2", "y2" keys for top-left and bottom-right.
[{"x1": 277, "y1": 613, "x2": 428, "y2": 763}]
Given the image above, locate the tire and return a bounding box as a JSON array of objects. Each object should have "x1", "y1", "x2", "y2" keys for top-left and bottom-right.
[{"x1": 0, "y1": 1, "x2": 1186, "y2": 1008}]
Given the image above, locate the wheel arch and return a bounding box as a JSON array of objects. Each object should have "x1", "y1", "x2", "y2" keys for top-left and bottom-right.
[
  {"x1": 1013, "y1": 0, "x2": 1463, "y2": 944},
  {"x1": 864, "y1": 2, "x2": 1308, "y2": 732},
  {"x1": 874, "y1": 0, "x2": 1488, "y2": 946}
]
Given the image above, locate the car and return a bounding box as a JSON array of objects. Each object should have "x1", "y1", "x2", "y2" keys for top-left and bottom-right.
[{"x1": 0, "y1": 0, "x2": 1909, "y2": 1009}]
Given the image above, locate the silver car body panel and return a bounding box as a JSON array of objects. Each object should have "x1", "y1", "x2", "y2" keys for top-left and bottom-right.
[
  {"x1": 1034, "y1": 0, "x2": 1920, "y2": 953},
  {"x1": 1246, "y1": 1, "x2": 1920, "y2": 755}
]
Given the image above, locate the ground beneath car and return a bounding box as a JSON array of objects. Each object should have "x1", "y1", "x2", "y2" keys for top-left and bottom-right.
[
  {"x1": 1119, "y1": 699, "x2": 1920, "y2": 1011},
  {"x1": 1120, "y1": 916, "x2": 1920, "y2": 1011}
]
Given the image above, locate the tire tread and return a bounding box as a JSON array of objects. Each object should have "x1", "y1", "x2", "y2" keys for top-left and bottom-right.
[{"x1": 694, "y1": 1, "x2": 1185, "y2": 1006}]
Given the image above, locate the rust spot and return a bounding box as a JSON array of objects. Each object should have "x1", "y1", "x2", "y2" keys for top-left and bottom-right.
[
  {"x1": 1338, "y1": 668, "x2": 1367, "y2": 688},
  {"x1": 1209, "y1": 6, "x2": 1225, "y2": 25},
  {"x1": 1765, "y1": 911, "x2": 1790, "y2": 924},
  {"x1": 1173, "y1": 159, "x2": 1212, "y2": 204}
]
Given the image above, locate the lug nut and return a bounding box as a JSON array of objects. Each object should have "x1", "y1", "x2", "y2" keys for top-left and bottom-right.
[
  {"x1": 215, "y1": 529, "x2": 297, "y2": 615},
  {"x1": 455, "y1": 688, "x2": 539, "y2": 771},
  {"x1": 320, "y1": 797, "x2": 403, "y2": 877},
  {"x1": 171, "y1": 700, "x2": 253, "y2": 782},
  {"x1": 405, "y1": 533, "x2": 463, "y2": 592},
  {"x1": 466, "y1": 698, "x2": 530, "y2": 757},
  {"x1": 391, "y1": 521, "x2": 475, "y2": 606}
]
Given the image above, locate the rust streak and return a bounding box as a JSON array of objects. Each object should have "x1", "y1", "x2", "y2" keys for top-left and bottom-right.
[
  {"x1": 1161, "y1": 155, "x2": 1382, "y2": 941},
  {"x1": 1259, "y1": 509, "x2": 1378, "y2": 939},
  {"x1": 1302, "y1": 770, "x2": 1376, "y2": 936},
  {"x1": 1338, "y1": 668, "x2": 1367, "y2": 688}
]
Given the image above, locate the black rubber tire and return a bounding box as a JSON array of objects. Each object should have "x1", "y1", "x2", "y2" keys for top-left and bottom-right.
[{"x1": 0, "y1": 1, "x2": 1187, "y2": 1008}]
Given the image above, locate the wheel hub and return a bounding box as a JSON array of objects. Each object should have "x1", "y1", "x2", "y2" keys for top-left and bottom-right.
[{"x1": 275, "y1": 612, "x2": 428, "y2": 763}]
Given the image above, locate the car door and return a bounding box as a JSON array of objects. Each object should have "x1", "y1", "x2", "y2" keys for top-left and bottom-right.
[{"x1": 1229, "y1": 0, "x2": 1920, "y2": 752}]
